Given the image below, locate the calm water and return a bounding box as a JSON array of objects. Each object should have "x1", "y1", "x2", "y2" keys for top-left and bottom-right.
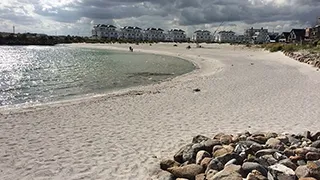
[{"x1": 0, "y1": 46, "x2": 195, "y2": 106}]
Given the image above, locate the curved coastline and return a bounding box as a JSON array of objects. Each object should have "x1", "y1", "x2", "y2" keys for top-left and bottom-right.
[
  {"x1": 2, "y1": 43, "x2": 320, "y2": 180},
  {"x1": 0, "y1": 43, "x2": 221, "y2": 114}
]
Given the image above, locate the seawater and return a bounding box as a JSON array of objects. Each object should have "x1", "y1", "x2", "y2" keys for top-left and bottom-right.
[{"x1": 0, "y1": 45, "x2": 195, "y2": 107}]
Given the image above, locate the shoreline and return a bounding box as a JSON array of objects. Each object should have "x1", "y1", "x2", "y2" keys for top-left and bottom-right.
[
  {"x1": 0, "y1": 43, "x2": 218, "y2": 115},
  {"x1": 1, "y1": 43, "x2": 320, "y2": 180}
]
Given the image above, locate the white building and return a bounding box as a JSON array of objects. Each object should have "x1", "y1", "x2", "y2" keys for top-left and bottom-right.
[
  {"x1": 118, "y1": 26, "x2": 143, "y2": 41},
  {"x1": 165, "y1": 29, "x2": 187, "y2": 42},
  {"x1": 192, "y1": 30, "x2": 212, "y2": 42},
  {"x1": 244, "y1": 27, "x2": 269, "y2": 44},
  {"x1": 143, "y1": 28, "x2": 165, "y2": 41},
  {"x1": 92, "y1": 24, "x2": 118, "y2": 39},
  {"x1": 214, "y1": 31, "x2": 237, "y2": 43}
]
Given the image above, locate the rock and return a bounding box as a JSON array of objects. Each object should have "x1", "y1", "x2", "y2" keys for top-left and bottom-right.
[
  {"x1": 255, "y1": 149, "x2": 278, "y2": 158},
  {"x1": 248, "y1": 136, "x2": 268, "y2": 144},
  {"x1": 225, "y1": 159, "x2": 237, "y2": 167},
  {"x1": 208, "y1": 164, "x2": 242, "y2": 180},
  {"x1": 310, "y1": 140, "x2": 320, "y2": 148},
  {"x1": 273, "y1": 152, "x2": 287, "y2": 161},
  {"x1": 290, "y1": 155, "x2": 304, "y2": 162},
  {"x1": 174, "y1": 143, "x2": 193, "y2": 163},
  {"x1": 213, "y1": 133, "x2": 226, "y2": 140},
  {"x1": 216, "y1": 153, "x2": 242, "y2": 166},
  {"x1": 279, "y1": 159, "x2": 297, "y2": 171},
  {"x1": 260, "y1": 154, "x2": 277, "y2": 166},
  {"x1": 205, "y1": 169, "x2": 218, "y2": 180},
  {"x1": 276, "y1": 136, "x2": 289, "y2": 144},
  {"x1": 269, "y1": 164, "x2": 296, "y2": 180},
  {"x1": 160, "y1": 159, "x2": 180, "y2": 170},
  {"x1": 213, "y1": 146, "x2": 234, "y2": 158},
  {"x1": 298, "y1": 178, "x2": 317, "y2": 180},
  {"x1": 295, "y1": 165, "x2": 310, "y2": 179},
  {"x1": 297, "y1": 160, "x2": 306, "y2": 166},
  {"x1": 156, "y1": 170, "x2": 175, "y2": 180},
  {"x1": 200, "y1": 157, "x2": 212, "y2": 169},
  {"x1": 246, "y1": 170, "x2": 268, "y2": 180},
  {"x1": 193, "y1": 135, "x2": 210, "y2": 143},
  {"x1": 266, "y1": 138, "x2": 282, "y2": 149},
  {"x1": 288, "y1": 136, "x2": 300, "y2": 145},
  {"x1": 167, "y1": 164, "x2": 204, "y2": 180},
  {"x1": 195, "y1": 173, "x2": 205, "y2": 180},
  {"x1": 306, "y1": 152, "x2": 320, "y2": 161},
  {"x1": 242, "y1": 162, "x2": 268, "y2": 177},
  {"x1": 212, "y1": 145, "x2": 223, "y2": 154},
  {"x1": 206, "y1": 159, "x2": 223, "y2": 172},
  {"x1": 284, "y1": 149, "x2": 295, "y2": 157},
  {"x1": 265, "y1": 132, "x2": 277, "y2": 139},
  {"x1": 220, "y1": 135, "x2": 233, "y2": 145},
  {"x1": 239, "y1": 140, "x2": 263, "y2": 153},
  {"x1": 193, "y1": 88, "x2": 201, "y2": 92},
  {"x1": 306, "y1": 161, "x2": 320, "y2": 179},
  {"x1": 196, "y1": 151, "x2": 211, "y2": 165},
  {"x1": 310, "y1": 132, "x2": 320, "y2": 141},
  {"x1": 201, "y1": 139, "x2": 221, "y2": 153}
]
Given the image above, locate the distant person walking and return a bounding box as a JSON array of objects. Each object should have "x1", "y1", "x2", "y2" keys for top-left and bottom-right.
[{"x1": 129, "y1": 46, "x2": 133, "y2": 52}]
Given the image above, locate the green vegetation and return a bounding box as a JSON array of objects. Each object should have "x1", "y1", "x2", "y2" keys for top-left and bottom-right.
[{"x1": 261, "y1": 42, "x2": 320, "y2": 53}]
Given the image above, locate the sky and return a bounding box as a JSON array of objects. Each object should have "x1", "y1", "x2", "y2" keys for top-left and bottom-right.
[{"x1": 0, "y1": 0, "x2": 319, "y2": 36}]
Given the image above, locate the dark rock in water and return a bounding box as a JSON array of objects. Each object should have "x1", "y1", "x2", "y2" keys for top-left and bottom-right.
[
  {"x1": 306, "y1": 152, "x2": 320, "y2": 161},
  {"x1": 268, "y1": 164, "x2": 296, "y2": 180},
  {"x1": 242, "y1": 162, "x2": 268, "y2": 177},
  {"x1": 208, "y1": 164, "x2": 243, "y2": 180},
  {"x1": 279, "y1": 159, "x2": 297, "y2": 171},
  {"x1": 196, "y1": 150, "x2": 211, "y2": 165},
  {"x1": 160, "y1": 159, "x2": 180, "y2": 170},
  {"x1": 193, "y1": 88, "x2": 201, "y2": 92},
  {"x1": 255, "y1": 149, "x2": 278, "y2": 158},
  {"x1": 156, "y1": 170, "x2": 175, "y2": 180},
  {"x1": 310, "y1": 140, "x2": 320, "y2": 148},
  {"x1": 167, "y1": 164, "x2": 204, "y2": 180},
  {"x1": 206, "y1": 159, "x2": 224, "y2": 172},
  {"x1": 192, "y1": 135, "x2": 210, "y2": 144}
]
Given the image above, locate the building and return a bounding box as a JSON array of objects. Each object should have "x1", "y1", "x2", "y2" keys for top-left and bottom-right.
[
  {"x1": 143, "y1": 28, "x2": 165, "y2": 41},
  {"x1": 244, "y1": 27, "x2": 269, "y2": 44},
  {"x1": 165, "y1": 29, "x2": 187, "y2": 42},
  {"x1": 277, "y1": 32, "x2": 290, "y2": 42},
  {"x1": 214, "y1": 31, "x2": 236, "y2": 43},
  {"x1": 192, "y1": 30, "x2": 212, "y2": 43},
  {"x1": 92, "y1": 24, "x2": 118, "y2": 39},
  {"x1": 288, "y1": 29, "x2": 306, "y2": 43},
  {"x1": 118, "y1": 26, "x2": 143, "y2": 41}
]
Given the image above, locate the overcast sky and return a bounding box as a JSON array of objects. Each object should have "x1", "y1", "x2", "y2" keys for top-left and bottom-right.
[{"x1": 0, "y1": 0, "x2": 319, "y2": 36}]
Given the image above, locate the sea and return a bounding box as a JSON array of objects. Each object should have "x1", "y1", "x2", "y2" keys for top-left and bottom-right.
[{"x1": 0, "y1": 45, "x2": 195, "y2": 107}]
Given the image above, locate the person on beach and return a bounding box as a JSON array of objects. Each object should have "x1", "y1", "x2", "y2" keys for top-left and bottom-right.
[{"x1": 129, "y1": 46, "x2": 133, "y2": 52}]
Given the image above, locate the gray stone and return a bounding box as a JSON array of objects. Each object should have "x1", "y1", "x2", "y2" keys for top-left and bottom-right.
[
  {"x1": 297, "y1": 160, "x2": 306, "y2": 166},
  {"x1": 196, "y1": 150, "x2": 211, "y2": 165},
  {"x1": 310, "y1": 132, "x2": 320, "y2": 141},
  {"x1": 224, "y1": 158, "x2": 237, "y2": 167},
  {"x1": 276, "y1": 136, "x2": 289, "y2": 144},
  {"x1": 213, "y1": 145, "x2": 234, "y2": 158},
  {"x1": 306, "y1": 152, "x2": 320, "y2": 161},
  {"x1": 206, "y1": 159, "x2": 224, "y2": 172},
  {"x1": 266, "y1": 138, "x2": 282, "y2": 149},
  {"x1": 167, "y1": 164, "x2": 204, "y2": 180},
  {"x1": 195, "y1": 173, "x2": 205, "y2": 180},
  {"x1": 266, "y1": 132, "x2": 278, "y2": 139},
  {"x1": 269, "y1": 164, "x2": 296, "y2": 180},
  {"x1": 306, "y1": 160, "x2": 320, "y2": 179},
  {"x1": 242, "y1": 162, "x2": 268, "y2": 177},
  {"x1": 246, "y1": 170, "x2": 268, "y2": 180},
  {"x1": 310, "y1": 140, "x2": 320, "y2": 148},
  {"x1": 273, "y1": 152, "x2": 287, "y2": 161},
  {"x1": 193, "y1": 135, "x2": 210, "y2": 144},
  {"x1": 200, "y1": 157, "x2": 212, "y2": 169},
  {"x1": 205, "y1": 169, "x2": 218, "y2": 180},
  {"x1": 295, "y1": 165, "x2": 310, "y2": 179},
  {"x1": 174, "y1": 143, "x2": 193, "y2": 163},
  {"x1": 248, "y1": 135, "x2": 268, "y2": 144},
  {"x1": 160, "y1": 159, "x2": 180, "y2": 170},
  {"x1": 279, "y1": 159, "x2": 297, "y2": 171},
  {"x1": 260, "y1": 154, "x2": 277, "y2": 166},
  {"x1": 208, "y1": 164, "x2": 242, "y2": 180},
  {"x1": 216, "y1": 153, "x2": 242, "y2": 166},
  {"x1": 255, "y1": 149, "x2": 278, "y2": 158},
  {"x1": 220, "y1": 135, "x2": 233, "y2": 145}
]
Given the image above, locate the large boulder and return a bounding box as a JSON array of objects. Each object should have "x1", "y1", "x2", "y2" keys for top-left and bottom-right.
[{"x1": 167, "y1": 164, "x2": 204, "y2": 180}]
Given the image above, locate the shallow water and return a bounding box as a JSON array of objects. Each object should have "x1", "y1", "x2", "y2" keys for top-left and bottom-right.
[{"x1": 0, "y1": 45, "x2": 194, "y2": 106}]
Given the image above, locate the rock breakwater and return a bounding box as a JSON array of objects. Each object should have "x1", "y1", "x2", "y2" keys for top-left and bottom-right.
[{"x1": 159, "y1": 131, "x2": 320, "y2": 180}]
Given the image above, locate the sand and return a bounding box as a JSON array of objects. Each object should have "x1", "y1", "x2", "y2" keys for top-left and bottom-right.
[{"x1": 1, "y1": 43, "x2": 320, "y2": 180}]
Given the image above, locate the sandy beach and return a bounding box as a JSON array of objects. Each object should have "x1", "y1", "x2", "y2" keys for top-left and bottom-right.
[{"x1": 1, "y1": 43, "x2": 320, "y2": 180}]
